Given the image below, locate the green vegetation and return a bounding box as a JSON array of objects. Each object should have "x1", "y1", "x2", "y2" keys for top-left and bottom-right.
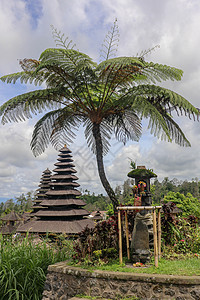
[
  {"x1": 0, "y1": 192, "x2": 34, "y2": 214},
  {"x1": 70, "y1": 256, "x2": 200, "y2": 276},
  {"x1": 127, "y1": 168, "x2": 157, "y2": 179},
  {"x1": 1, "y1": 21, "x2": 199, "y2": 209},
  {"x1": 151, "y1": 177, "x2": 200, "y2": 205},
  {"x1": 0, "y1": 235, "x2": 72, "y2": 300},
  {"x1": 162, "y1": 191, "x2": 200, "y2": 218}
]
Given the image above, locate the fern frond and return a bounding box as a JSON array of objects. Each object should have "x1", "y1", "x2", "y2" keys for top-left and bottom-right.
[
  {"x1": 84, "y1": 118, "x2": 112, "y2": 155},
  {"x1": 51, "y1": 25, "x2": 76, "y2": 49},
  {"x1": 31, "y1": 108, "x2": 82, "y2": 156},
  {"x1": 19, "y1": 58, "x2": 40, "y2": 72},
  {"x1": 96, "y1": 57, "x2": 145, "y2": 105},
  {"x1": 126, "y1": 85, "x2": 199, "y2": 119},
  {"x1": 137, "y1": 45, "x2": 160, "y2": 60},
  {"x1": 142, "y1": 62, "x2": 183, "y2": 82},
  {"x1": 39, "y1": 48, "x2": 96, "y2": 72},
  {"x1": 97, "y1": 56, "x2": 145, "y2": 73},
  {"x1": 0, "y1": 88, "x2": 67, "y2": 124},
  {"x1": 125, "y1": 85, "x2": 198, "y2": 146},
  {"x1": 34, "y1": 48, "x2": 97, "y2": 91},
  {"x1": 100, "y1": 18, "x2": 120, "y2": 61},
  {"x1": 0, "y1": 71, "x2": 45, "y2": 86},
  {"x1": 112, "y1": 110, "x2": 142, "y2": 144}
]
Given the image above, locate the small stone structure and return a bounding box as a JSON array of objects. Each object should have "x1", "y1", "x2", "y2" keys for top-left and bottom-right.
[
  {"x1": 42, "y1": 262, "x2": 200, "y2": 300},
  {"x1": 127, "y1": 166, "x2": 157, "y2": 263}
]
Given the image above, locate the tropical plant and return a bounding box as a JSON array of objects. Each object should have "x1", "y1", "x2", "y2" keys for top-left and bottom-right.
[
  {"x1": 0, "y1": 234, "x2": 70, "y2": 300},
  {"x1": 73, "y1": 216, "x2": 119, "y2": 264},
  {"x1": 0, "y1": 20, "x2": 199, "y2": 210},
  {"x1": 162, "y1": 191, "x2": 200, "y2": 218}
]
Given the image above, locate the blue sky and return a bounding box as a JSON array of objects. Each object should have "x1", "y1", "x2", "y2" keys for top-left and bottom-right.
[{"x1": 1, "y1": 0, "x2": 200, "y2": 199}]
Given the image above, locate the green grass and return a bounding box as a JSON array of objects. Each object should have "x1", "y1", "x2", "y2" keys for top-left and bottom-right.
[
  {"x1": 70, "y1": 257, "x2": 200, "y2": 276},
  {"x1": 0, "y1": 234, "x2": 73, "y2": 300}
]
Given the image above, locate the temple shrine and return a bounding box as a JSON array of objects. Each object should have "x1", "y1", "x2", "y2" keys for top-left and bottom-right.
[
  {"x1": 31, "y1": 168, "x2": 52, "y2": 215},
  {"x1": 127, "y1": 165, "x2": 157, "y2": 263},
  {"x1": 17, "y1": 145, "x2": 94, "y2": 235}
]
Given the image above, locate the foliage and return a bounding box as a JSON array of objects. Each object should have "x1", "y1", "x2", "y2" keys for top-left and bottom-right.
[
  {"x1": 161, "y1": 202, "x2": 200, "y2": 253},
  {"x1": 80, "y1": 190, "x2": 111, "y2": 211},
  {"x1": 0, "y1": 21, "x2": 199, "y2": 209},
  {"x1": 0, "y1": 234, "x2": 70, "y2": 300},
  {"x1": 162, "y1": 191, "x2": 200, "y2": 218},
  {"x1": 73, "y1": 217, "x2": 119, "y2": 265},
  {"x1": 127, "y1": 168, "x2": 157, "y2": 179},
  {"x1": 151, "y1": 177, "x2": 200, "y2": 204},
  {"x1": 0, "y1": 192, "x2": 35, "y2": 218},
  {"x1": 71, "y1": 257, "x2": 200, "y2": 276}
]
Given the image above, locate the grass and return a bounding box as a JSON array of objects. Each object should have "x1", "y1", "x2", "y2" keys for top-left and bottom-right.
[
  {"x1": 70, "y1": 257, "x2": 200, "y2": 276},
  {"x1": 0, "y1": 234, "x2": 73, "y2": 300}
]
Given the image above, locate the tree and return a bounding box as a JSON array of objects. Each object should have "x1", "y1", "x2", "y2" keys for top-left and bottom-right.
[
  {"x1": 163, "y1": 191, "x2": 200, "y2": 218},
  {"x1": 0, "y1": 20, "x2": 199, "y2": 210}
]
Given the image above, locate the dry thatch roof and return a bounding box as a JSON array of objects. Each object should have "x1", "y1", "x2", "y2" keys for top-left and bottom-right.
[
  {"x1": 0, "y1": 224, "x2": 18, "y2": 234},
  {"x1": 53, "y1": 168, "x2": 77, "y2": 173},
  {"x1": 49, "y1": 182, "x2": 80, "y2": 187},
  {"x1": 35, "y1": 208, "x2": 89, "y2": 217},
  {"x1": 1, "y1": 211, "x2": 22, "y2": 221},
  {"x1": 51, "y1": 174, "x2": 78, "y2": 180},
  {"x1": 46, "y1": 190, "x2": 81, "y2": 196},
  {"x1": 54, "y1": 162, "x2": 75, "y2": 167},
  {"x1": 17, "y1": 218, "x2": 94, "y2": 234},
  {"x1": 40, "y1": 199, "x2": 86, "y2": 207}
]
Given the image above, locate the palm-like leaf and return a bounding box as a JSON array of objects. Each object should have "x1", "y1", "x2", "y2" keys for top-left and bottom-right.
[
  {"x1": 112, "y1": 110, "x2": 142, "y2": 144},
  {"x1": 31, "y1": 107, "x2": 82, "y2": 156},
  {"x1": 0, "y1": 88, "x2": 68, "y2": 124},
  {"x1": 125, "y1": 85, "x2": 199, "y2": 146},
  {"x1": 84, "y1": 118, "x2": 112, "y2": 155}
]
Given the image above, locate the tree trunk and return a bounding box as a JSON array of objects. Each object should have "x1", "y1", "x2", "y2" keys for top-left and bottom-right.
[{"x1": 92, "y1": 123, "x2": 119, "y2": 211}]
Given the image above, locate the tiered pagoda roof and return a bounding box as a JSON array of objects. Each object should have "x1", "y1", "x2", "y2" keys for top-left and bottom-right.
[
  {"x1": 17, "y1": 145, "x2": 94, "y2": 234},
  {"x1": 31, "y1": 168, "x2": 52, "y2": 215},
  {"x1": 0, "y1": 211, "x2": 22, "y2": 235}
]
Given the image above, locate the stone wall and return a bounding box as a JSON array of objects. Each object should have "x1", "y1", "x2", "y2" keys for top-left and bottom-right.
[{"x1": 43, "y1": 261, "x2": 200, "y2": 300}]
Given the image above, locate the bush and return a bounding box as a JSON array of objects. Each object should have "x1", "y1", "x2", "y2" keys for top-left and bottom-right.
[
  {"x1": 161, "y1": 204, "x2": 200, "y2": 254},
  {"x1": 0, "y1": 234, "x2": 70, "y2": 300},
  {"x1": 162, "y1": 192, "x2": 200, "y2": 218},
  {"x1": 73, "y1": 217, "x2": 119, "y2": 265}
]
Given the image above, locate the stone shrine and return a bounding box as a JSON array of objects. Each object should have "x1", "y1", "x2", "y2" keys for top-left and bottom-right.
[{"x1": 127, "y1": 166, "x2": 157, "y2": 263}]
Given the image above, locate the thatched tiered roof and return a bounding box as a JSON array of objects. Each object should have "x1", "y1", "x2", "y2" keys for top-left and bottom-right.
[
  {"x1": 0, "y1": 211, "x2": 22, "y2": 235},
  {"x1": 31, "y1": 168, "x2": 52, "y2": 214},
  {"x1": 17, "y1": 145, "x2": 94, "y2": 234},
  {"x1": 1, "y1": 211, "x2": 21, "y2": 222}
]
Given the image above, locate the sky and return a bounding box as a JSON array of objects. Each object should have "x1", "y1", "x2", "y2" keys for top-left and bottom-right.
[{"x1": 1, "y1": 0, "x2": 200, "y2": 200}]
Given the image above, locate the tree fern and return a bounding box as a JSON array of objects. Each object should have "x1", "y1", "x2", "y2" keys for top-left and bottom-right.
[
  {"x1": 100, "y1": 18, "x2": 119, "y2": 61},
  {"x1": 0, "y1": 20, "x2": 199, "y2": 209}
]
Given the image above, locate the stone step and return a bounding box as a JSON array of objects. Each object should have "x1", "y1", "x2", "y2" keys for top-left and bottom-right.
[
  {"x1": 70, "y1": 298, "x2": 88, "y2": 300},
  {"x1": 70, "y1": 297, "x2": 107, "y2": 300}
]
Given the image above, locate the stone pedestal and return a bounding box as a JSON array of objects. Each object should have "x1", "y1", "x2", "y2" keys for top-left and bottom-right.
[{"x1": 131, "y1": 213, "x2": 151, "y2": 263}]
